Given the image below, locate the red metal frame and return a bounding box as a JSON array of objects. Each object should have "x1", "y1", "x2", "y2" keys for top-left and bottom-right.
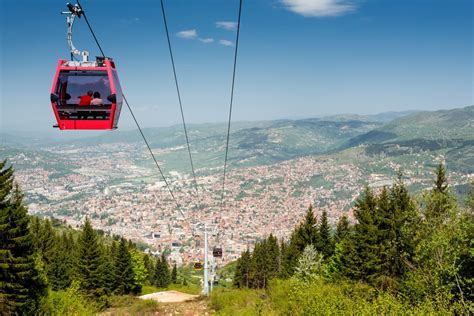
[{"x1": 50, "y1": 58, "x2": 122, "y2": 130}]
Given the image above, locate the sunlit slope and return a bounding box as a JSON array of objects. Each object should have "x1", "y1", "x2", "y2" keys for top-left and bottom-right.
[
  {"x1": 344, "y1": 105, "x2": 473, "y2": 146},
  {"x1": 340, "y1": 105, "x2": 474, "y2": 173}
]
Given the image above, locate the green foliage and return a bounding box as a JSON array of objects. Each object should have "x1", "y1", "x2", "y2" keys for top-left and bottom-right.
[
  {"x1": 294, "y1": 245, "x2": 323, "y2": 283},
  {"x1": 114, "y1": 238, "x2": 135, "y2": 295},
  {"x1": 130, "y1": 248, "x2": 148, "y2": 293},
  {"x1": 40, "y1": 280, "x2": 97, "y2": 315},
  {"x1": 318, "y1": 209, "x2": 334, "y2": 259},
  {"x1": 211, "y1": 278, "x2": 468, "y2": 315},
  {"x1": 322, "y1": 242, "x2": 344, "y2": 282},
  {"x1": 467, "y1": 182, "x2": 474, "y2": 210},
  {"x1": 343, "y1": 178, "x2": 418, "y2": 290},
  {"x1": 171, "y1": 262, "x2": 178, "y2": 284},
  {"x1": 343, "y1": 186, "x2": 381, "y2": 282},
  {"x1": 76, "y1": 217, "x2": 108, "y2": 303},
  {"x1": 334, "y1": 214, "x2": 350, "y2": 244},
  {"x1": 154, "y1": 253, "x2": 171, "y2": 288},
  {"x1": 108, "y1": 295, "x2": 160, "y2": 315},
  {"x1": 210, "y1": 288, "x2": 273, "y2": 316},
  {"x1": 0, "y1": 160, "x2": 47, "y2": 314},
  {"x1": 234, "y1": 249, "x2": 251, "y2": 288},
  {"x1": 281, "y1": 205, "x2": 319, "y2": 277},
  {"x1": 234, "y1": 235, "x2": 280, "y2": 289},
  {"x1": 230, "y1": 164, "x2": 472, "y2": 312},
  {"x1": 47, "y1": 236, "x2": 72, "y2": 291}
]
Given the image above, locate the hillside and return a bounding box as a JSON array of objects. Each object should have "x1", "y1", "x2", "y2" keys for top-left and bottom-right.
[
  {"x1": 343, "y1": 105, "x2": 473, "y2": 146},
  {"x1": 340, "y1": 105, "x2": 474, "y2": 172},
  {"x1": 2, "y1": 117, "x2": 381, "y2": 173}
]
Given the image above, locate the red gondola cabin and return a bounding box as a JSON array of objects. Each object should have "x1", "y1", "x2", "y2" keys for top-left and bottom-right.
[{"x1": 50, "y1": 57, "x2": 123, "y2": 130}]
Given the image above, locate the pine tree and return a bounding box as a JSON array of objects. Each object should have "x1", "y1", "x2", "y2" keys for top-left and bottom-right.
[
  {"x1": 281, "y1": 205, "x2": 319, "y2": 277},
  {"x1": 47, "y1": 239, "x2": 71, "y2": 290},
  {"x1": 266, "y1": 234, "x2": 280, "y2": 280},
  {"x1": 114, "y1": 238, "x2": 134, "y2": 295},
  {"x1": 334, "y1": 215, "x2": 350, "y2": 244},
  {"x1": 143, "y1": 254, "x2": 155, "y2": 284},
  {"x1": 318, "y1": 209, "x2": 334, "y2": 259},
  {"x1": 424, "y1": 163, "x2": 453, "y2": 225},
  {"x1": 343, "y1": 186, "x2": 380, "y2": 282},
  {"x1": 296, "y1": 205, "x2": 320, "y2": 248},
  {"x1": 76, "y1": 217, "x2": 106, "y2": 299},
  {"x1": 99, "y1": 243, "x2": 115, "y2": 295},
  {"x1": 155, "y1": 253, "x2": 170, "y2": 288},
  {"x1": 373, "y1": 186, "x2": 394, "y2": 287},
  {"x1": 434, "y1": 162, "x2": 448, "y2": 194},
  {"x1": 38, "y1": 218, "x2": 56, "y2": 265},
  {"x1": 467, "y1": 183, "x2": 474, "y2": 211},
  {"x1": 386, "y1": 175, "x2": 418, "y2": 281},
  {"x1": 171, "y1": 263, "x2": 178, "y2": 284},
  {"x1": 0, "y1": 161, "x2": 47, "y2": 314},
  {"x1": 234, "y1": 249, "x2": 251, "y2": 288}
]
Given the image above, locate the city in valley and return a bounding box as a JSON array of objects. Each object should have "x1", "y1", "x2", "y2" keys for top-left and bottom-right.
[{"x1": 7, "y1": 122, "x2": 473, "y2": 266}]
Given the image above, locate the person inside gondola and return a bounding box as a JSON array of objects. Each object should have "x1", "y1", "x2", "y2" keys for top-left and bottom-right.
[
  {"x1": 79, "y1": 90, "x2": 93, "y2": 106},
  {"x1": 90, "y1": 91, "x2": 104, "y2": 106}
]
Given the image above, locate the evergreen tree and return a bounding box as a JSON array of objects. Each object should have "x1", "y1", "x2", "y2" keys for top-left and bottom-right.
[
  {"x1": 405, "y1": 166, "x2": 470, "y2": 303},
  {"x1": 171, "y1": 263, "x2": 178, "y2": 284},
  {"x1": 143, "y1": 254, "x2": 155, "y2": 284},
  {"x1": 0, "y1": 161, "x2": 47, "y2": 314},
  {"x1": 467, "y1": 183, "x2": 474, "y2": 211},
  {"x1": 76, "y1": 217, "x2": 106, "y2": 299},
  {"x1": 155, "y1": 253, "x2": 170, "y2": 288},
  {"x1": 334, "y1": 215, "x2": 350, "y2": 244},
  {"x1": 434, "y1": 162, "x2": 448, "y2": 194},
  {"x1": 47, "y1": 238, "x2": 71, "y2": 290},
  {"x1": 296, "y1": 205, "x2": 320, "y2": 248},
  {"x1": 343, "y1": 186, "x2": 380, "y2": 282},
  {"x1": 99, "y1": 243, "x2": 115, "y2": 295},
  {"x1": 318, "y1": 209, "x2": 334, "y2": 259},
  {"x1": 323, "y1": 242, "x2": 344, "y2": 281},
  {"x1": 385, "y1": 175, "x2": 418, "y2": 283},
  {"x1": 249, "y1": 241, "x2": 264, "y2": 288},
  {"x1": 234, "y1": 249, "x2": 251, "y2": 288},
  {"x1": 424, "y1": 163, "x2": 453, "y2": 224},
  {"x1": 294, "y1": 244, "x2": 323, "y2": 283},
  {"x1": 114, "y1": 238, "x2": 134, "y2": 295},
  {"x1": 266, "y1": 234, "x2": 280, "y2": 280},
  {"x1": 281, "y1": 205, "x2": 319, "y2": 277},
  {"x1": 38, "y1": 218, "x2": 56, "y2": 265}
]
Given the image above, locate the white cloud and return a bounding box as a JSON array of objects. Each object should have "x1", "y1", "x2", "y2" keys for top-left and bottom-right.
[
  {"x1": 281, "y1": 0, "x2": 356, "y2": 17},
  {"x1": 176, "y1": 29, "x2": 198, "y2": 39},
  {"x1": 199, "y1": 38, "x2": 214, "y2": 43},
  {"x1": 216, "y1": 21, "x2": 238, "y2": 31},
  {"x1": 219, "y1": 39, "x2": 234, "y2": 47},
  {"x1": 119, "y1": 17, "x2": 140, "y2": 24}
]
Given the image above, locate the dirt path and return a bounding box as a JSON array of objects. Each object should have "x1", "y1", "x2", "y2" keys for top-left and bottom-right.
[
  {"x1": 139, "y1": 290, "x2": 199, "y2": 303},
  {"x1": 140, "y1": 291, "x2": 211, "y2": 316}
]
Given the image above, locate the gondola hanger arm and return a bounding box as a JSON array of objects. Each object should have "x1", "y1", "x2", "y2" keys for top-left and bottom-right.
[{"x1": 61, "y1": 2, "x2": 89, "y2": 62}]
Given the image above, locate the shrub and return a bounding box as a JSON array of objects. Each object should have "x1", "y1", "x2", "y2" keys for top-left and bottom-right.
[{"x1": 40, "y1": 281, "x2": 98, "y2": 315}]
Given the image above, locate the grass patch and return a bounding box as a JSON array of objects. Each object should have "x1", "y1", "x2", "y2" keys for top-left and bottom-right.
[
  {"x1": 209, "y1": 278, "x2": 468, "y2": 315},
  {"x1": 106, "y1": 295, "x2": 160, "y2": 315}
]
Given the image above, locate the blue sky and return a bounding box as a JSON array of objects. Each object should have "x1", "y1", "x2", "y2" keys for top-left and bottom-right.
[{"x1": 0, "y1": 0, "x2": 472, "y2": 133}]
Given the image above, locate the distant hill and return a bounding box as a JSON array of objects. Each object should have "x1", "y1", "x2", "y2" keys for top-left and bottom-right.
[
  {"x1": 344, "y1": 105, "x2": 473, "y2": 146},
  {"x1": 2, "y1": 106, "x2": 472, "y2": 173},
  {"x1": 1, "y1": 118, "x2": 380, "y2": 171},
  {"x1": 340, "y1": 105, "x2": 474, "y2": 172},
  {"x1": 323, "y1": 110, "x2": 418, "y2": 123}
]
